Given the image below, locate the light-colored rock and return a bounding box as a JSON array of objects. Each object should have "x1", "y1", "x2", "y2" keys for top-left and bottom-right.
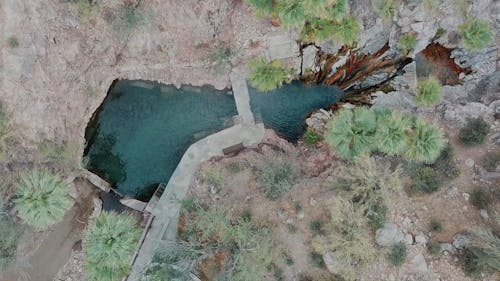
[
  {"x1": 302, "y1": 45, "x2": 318, "y2": 72},
  {"x1": 480, "y1": 209, "x2": 489, "y2": 220},
  {"x1": 405, "y1": 234, "x2": 414, "y2": 245},
  {"x1": 462, "y1": 192, "x2": 470, "y2": 201},
  {"x1": 376, "y1": 223, "x2": 407, "y2": 247},
  {"x1": 409, "y1": 254, "x2": 428, "y2": 272},
  {"x1": 120, "y1": 198, "x2": 147, "y2": 212},
  {"x1": 415, "y1": 233, "x2": 427, "y2": 245},
  {"x1": 440, "y1": 243, "x2": 457, "y2": 255},
  {"x1": 452, "y1": 234, "x2": 470, "y2": 249},
  {"x1": 465, "y1": 159, "x2": 475, "y2": 168},
  {"x1": 323, "y1": 251, "x2": 344, "y2": 275},
  {"x1": 90, "y1": 197, "x2": 102, "y2": 219}
]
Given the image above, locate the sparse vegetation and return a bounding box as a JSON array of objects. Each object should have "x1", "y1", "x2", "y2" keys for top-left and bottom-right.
[
  {"x1": 399, "y1": 33, "x2": 417, "y2": 55},
  {"x1": 372, "y1": 0, "x2": 397, "y2": 20},
  {"x1": 303, "y1": 129, "x2": 322, "y2": 147},
  {"x1": 204, "y1": 43, "x2": 236, "y2": 74},
  {"x1": 332, "y1": 17, "x2": 359, "y2": 46},
  {"x1": 248, "y1": 58, "x2": 294, "y2": 92},
  {"x1": 201, "y1": 165, "x2": 224, "y2": 188},
  {"x1": 470, "y1": 189, "x2": 491, "y2": 209},
  {"x1": 0, "y1": 204, "x2": 21, "y2": 273},
  {"x1": 463, "y1": 228, "x2": 500, "y2": 274},
  {"x1": 14, "y1": 169, "x2": 73, "y2": 229},
  {"x1": 69, "y1": 0, "x2": 99, "y2": 22},
  {"x1": 113, "y1": 4, "x2": 148, "y2": 37},
  {"x1": 429, "y1": 219, "x2": 444, "y2": 233},
  {"x1": 388, "y1": 243, "x2": 407, "y2": 267},
  {"x1": 309, "y1": 220, "x2": 324, "y2": 236},
  {"x1": 38, "y1": 141, "x2": 82, "y2": 174},
  {"x1": 431, "y1": 144, "x2": 460, "y2": 180},
  {"x1": 83, "y1": 212, "x2": 141, "y2": 281},
  {"x1": 7, "y1": 36, "x2": 19, "y2": 48},
  {"x1": 458, "y1": 117, "x2": 490, "y2": 146},
  {"x1": 482, "y1": 151, "x2": 500, "y2": 172},
  {"x1": 427, "y1": 240, "x2": 441, "y2": 255},
  {"x1": 311, "y1": 252, "x2": 324, "y2": 268},
  {"x1": 227, "y1": 161, "x2": 245, "y2": 174},
  {"x1": 257, "y1": 157, "x2": 295, "y2": 201},
  {"x1": 410, "y1": 166, "x2": 441, "y2": 194},
  {"x1": 415, "y1": 77, "x2": 443, "y2": 107},
  {"x1": 458, "y1": 18, "x2": 493, "y2": 51}
]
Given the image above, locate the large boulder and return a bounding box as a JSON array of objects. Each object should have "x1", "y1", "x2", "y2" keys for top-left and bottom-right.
[
  {"x1": 376, "y1": 223, "x2": 411, "y2": 247},
  {"x1": 323, "y1": 251, "x2": 344, "y2": 275}
]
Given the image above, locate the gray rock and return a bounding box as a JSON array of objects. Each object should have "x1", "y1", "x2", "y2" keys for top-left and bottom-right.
[
  {"x1": 323, "y1": 252, "x2": 344, "y2": 275},
  {"x1": 465, "y1": 159, "x2": 475, "y2": 168},
  {"x1": 440, "y1": 243, "x2": 457, "y2": 255},
  {"x1": 405, "y1": 234, "x2": 414, "y2": 245},
  {"x1": 463, "y1": 192, "x2": 470, "y2": 201},
  {"x1": 376, "y1": 223, "x2": 407, "y2": 247},
  {"x1": 415, "y1": 233, "x2": 427, "y2": 245},
  {"x1": 409, "y1": 254, "x2": 428, "y2": 272},
  {"x1": 302, "y1": 45, "x2": 318, "y2": 72},
  {"x1": 452, "y1": 234, "x2": 470, "y2": 249},
  {"x1": 480, "y1": 209, "x2": 489, "y2": 220}
]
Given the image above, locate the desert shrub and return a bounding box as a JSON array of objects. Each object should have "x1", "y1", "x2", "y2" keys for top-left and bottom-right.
[
  {"x1": 310, "y1": 220, "x2": 324, "y2": 236},
  {"x1": 458, "y1": 18, "x2": 493, "y2": 51},
  {"x1": 313, "y1": 198, "x2": 376, "y2": 281},
  {"x1": 332, "y1": 17, "x2": 359, "y2": 46},
  {"x1": 388, "y1": 243, "x2": 407, "y2": 266},
  {"x1": 201, "y1": 165, "x2": 224, "y2": 188},
  {"x1": 399, "y1": 33, "x2": 417, "y2": 55},
  {"x1": 69, "y1": 0, "x2": 99, "y2": 22},
  {"x1": 415, "y1": 77, "x2": 443, "y2": 107},
  {"x1": 482, "y1": 151, "x2": 500, "y2": 172},
  {"x1": 244, "y1": 0, "x2": 276, "y2": 17},
  {"x1": 404, "y1": 119, "x2": 446, "y2": 163},
  {"x1": 410, "y1": 166, "x2": 441, "y2": 194},
  {"x1": 205, "y1": 43, "x2": 237, "y2": 74},
  {"x1": 427, "y1": 240, "x2": 441, "y2": 255},
  {"x1": 7, "y1": 36, "x2": 19, "y2": 48},
  {"x1": 277, "y1": 0, "x2": 306, "y2": 28},
  {"x1": 227, "y1": 161, "x2": 245, "y2": 174},
  {"x1": 257, "y1": 158, "x2": 295, "y2": 201},
  {"x1": 311, "y1": 252, "x2": 324, "y2": 268},
  {"x1": 336, "y1": 156, "x2": 401, "y2": 229},
  {"x1": 248, "y1": 58, "x2": 293, "y2": 92},
  {"x1": 192, "y1": 207, "x2": 233, "y2": 243},
  {"x1": 464, "y1": 228, "x2": 500, "y2": 273},
  {"x1": 113, "y1": 4, "x2": 148, "y2": 37},
  {"x1": 14, "y1": 169, "x2": 73, "y2": 229},
  {"x1": 83, "y1": 212, "x2": 141, "y2": 281},
  {"x1": 326, "y1": 107, "x2": 377, "y2": 160},
  {"x1": 372, "y1": 0, "x2": 396, "y2": 19},
  {"x1": 429, "y1": 219, "x2": 443, "y2": 233},
  {"x1": 470, "y1": 189, "x2": 491, "y2": 209},
  {"x1": 458, "y1": 117, "x2": 490, "y2": 146},
  {"x1": 38, "y1": 141, "x2": 82, "y2": 173},
  {"x1": 430, "y1": 144, "x2": 460, "y2": 179},
  {"x1": 0, "y1": 210, "x2": 21, "y2": 272},
  {"x1": 303, "y1": 129, "x2": 322, "y2": 147},
  {"x1": 300, "y1": 18, "x2": 334, "y2": 43},
  {"x1": 283, "y1": 253, "x2": 294, "y2": 265},
  {"x1": 374, "y1": 111, "x2": 410, "y2": 156}
]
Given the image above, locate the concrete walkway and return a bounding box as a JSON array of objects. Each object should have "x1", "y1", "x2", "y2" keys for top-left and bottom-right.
[{"x1": 128, "y1": 70, "x2": 264, "y2": 281}]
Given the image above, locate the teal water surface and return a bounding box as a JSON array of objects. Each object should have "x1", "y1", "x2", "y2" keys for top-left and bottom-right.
[
  {"x1": 249, "y1": 81, "x2": 343, "y2": 141},
  {"x1": 84, "y1": 80, "x2": 237, "y2": 199}
]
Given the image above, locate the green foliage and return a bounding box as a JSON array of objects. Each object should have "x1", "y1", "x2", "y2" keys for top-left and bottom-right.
[
  {"x1": 7, "y1": 36, "x2": 19, "y2": 48},
  {"x1": 399, "y1": 33, "x2": 417, "y2": 55},
  {"x1": 429, "y1": 219, "x2": 443, "y2": 233},
  {"x1": 458, "y1": 117, "x2": 490, "y2": 146},
  {"x1": 335, "y1": 156, "x2": 401, "y2": 229},
  {"x1": 410, "y1": 166, "x2": 441, "y2": 194},
  {"x1": 309, "y1": 220, "x2": 324, "y2": 236},
  {"x1": 415, "y1": 77, "x2": 443, "y2": 107},
  {"x1": 388, "y1": 243, "x2": 407, "y2": 267},
  {"x1": 300, "y1": 18, "x2": 334, "y2": 43},
  {"x1": 201, "y1": 165, "x2": 224, "y2": 188},
  {"x1": 0, "y1": 211, "x2": 21, "y2": 272},
  {"x1": 248, "y1": 58, "x2": 293, "y2": 92},
  {"x1": 313, "y1": 197, "x2": 376, "y2": 281},
  {"x1": 465, "y1": 228, "x2": 500, "y2": 273},
  {"x1": 227, "y1": 161, "x2": 245, "y2": 174},
  {"x1": 470, "y1": 189, "x2": 491, "y2": 209},
  {"x1": 257, "y1": 158, "x2": 295, "y2": 201},
  {"x1": 427, "y1": 240, "x2": 441, "y2": 255},
  {"x1": 372, "y1": 0, "x2": 397, "y2": 19},
  {"x1": 83, "y1": 212, "x2": 141, "y2": 281},
  {"x1": 332, "y1": 17, "x2": 359, "y2": 46},
  {"x1": 278, "y1": 0, "x2": 306, "y2": 28},
  {"x1": 113, "y1": 4, "x2": 147, "y2": 37},
  {"x1": 458, "y1": 19, "x2": 493, "y2": 51},
  {"x1": 69, "y1": 0, "x2": 99, "y2": 22},
  {"x1": 205, "y1": 43, "x2": 236, "y2": 74},
  {"x1": 244, "y1": 0, "x2": 275, "y2": 17},
  {"x1": 404, "y1": 118, "x2": 446, "y2": 163},
  {"x1": 482, "y1": 150, "x2": 500, "y2": 172},
  {"x1": 326, "y1": 107, "x2": 377, "y2": 160},
  {"x1": 311, "y1": 252, "x2": 324, "y2": 268},
  {"x1": 14, "y1": 169, "x2": 73, "y2": 229},
  {"x1": 374, "y1": 111, "x2": 410, "y2": 156},
  {"x1": 303, "y1": 129, "x2": 322, "y2": 147},
  {"x1": 38, "y1": 141, "x2": 82, "y2": 173},
  {"x1": 431, "y1": 144, "x2": 460, "y2": 180}
]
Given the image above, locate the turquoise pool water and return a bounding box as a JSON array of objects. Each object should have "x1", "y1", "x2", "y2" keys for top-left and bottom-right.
[
  {"x1": 249, "y1": 81, "x2": 343, "y2": 141},
  {"x1": 84, "y1": 80, "x2": 237, "y2": 199}
]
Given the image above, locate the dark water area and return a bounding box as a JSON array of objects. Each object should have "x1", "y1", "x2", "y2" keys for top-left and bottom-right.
[
  {"x1": 84, "y1": 80, "x2": 237, "y2": 199},
  {"x1": 249, "y1": 81, "x2": 344, "y2": 142}
]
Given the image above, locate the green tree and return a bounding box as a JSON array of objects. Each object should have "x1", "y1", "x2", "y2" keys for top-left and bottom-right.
[
  {"x1": 83, "y1": 212, "x2": 142, "y2": 281},
  {"x1": 300, "y1": 18, "x2": 334, "y2": 43},
  {"x1": 277, "y1": 0, "x2": 305, "y2": 28},
  {"x1": 326, "y1": 107, "x2": 377, "y2": 160},
  {"x1": 248, "y1": 58, "x2": 293, "y2": 92},
  {"x1": 415, "y1": 77, "x2": 443, "y2": 106},
  {"x1": 14, "y1": 169, "x2": 73, "y2": 229},
  {"x1": 459, "y1": 18, "x2": 493, "y2": 51},
  {"x1": 332, "y1": 16, "x2": 359, "y2": 46},
  {"x1": 404, "y1": 119, "x2": 446, "y2": 163}
]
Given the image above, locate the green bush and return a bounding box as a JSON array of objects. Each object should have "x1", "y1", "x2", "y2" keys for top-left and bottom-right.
[
  {"x1": 465, "y1": 228, "x2": 500, "y2": 273},
  {"x1": 399, "y1": 33, "x2": 417, "y2": 55},
  {"x1": 458, "y1": 19, "x2": 493, "y2": 51},
  {"x1": 410, "y1": 166, "x2": 441, "y2": 194},
  {"x1": 228, "y1": 161, "x2": 245, "y2": 174},
  {"x1": 429, "y1": 219, "x2": 443, "y2": 233},
  {"x1": 201, "y1": 165, "x2": 224, "y2": 188},
  {"x1": 309, "y1": 220, "x2": 324, "y2": 236},
  {"x1": 205, "y1": 43, "x2": 236, "y2": 74},
  {"x1": 374, "y1": 111, "x2": 410, "y2": 156},
  {"x1": 7, "y1": 36, "x2": 19, "y2": 48},
  {"x1": 83, "y1": 212, "x2": 141, "y2": 281},
  {"x1": 278, "y1": 0, "x2": 306, "y2": 28},
  {"x1": 415, "y1": 77, "x2": 443, "y2": 107},
  {"x1": 427, "y1": 240, "x2": 441, "y2": 255},
  {"x1": 257, "y1": 158, "x2": 295, "y2": 201},
  {"x1": 388, "y1": 243, "x2": 407, "y2": 267},
  {"x1": 300, "y1": 18, "x2": 334, "y2": 44},
  {"x1": 113, "y1": 4, "x2": 147, "y2": 37},
  {"x1": 0, "y1": 212, "x2": 21, "y2": 272},
  {"x1": 458, "y1": 117, "x2": 490, "y2": 146},
  {"x1": 372, "y1": 0, "x2": 396, "y2": 19},
  {"x1": 248, "y1": 58, "x2": 293, "y2": 92},
  {"x1": 311, "y1": 252, "x2": 324, "y2": 268},
  {"x1": 404, "y1": 119, "x2": 446, "y2": 163},
  {"x1": 244, "y1": 0, "x2": 276, "y2": 17},
  {"x1": 431, "y1": 144, "x2": 460, "y2": 180},
  {"x1": 332, "y1": 17, "x2": 359, "y2": 46},
  {"x1": 14, "y1": 169, "x2": 73, "y2": 229},
  {"x1": 303, "y1": 129, "x2": 322, "y2": 147},
  {"x1": 470, "y1": 189, "x2": 491, "y2": 209},
  {"x1": 482, "y1": 151, "x2": 500, "y2": 172},
  {"x1": 38, "y1": 141, "x2": 82, "y2": 173}
]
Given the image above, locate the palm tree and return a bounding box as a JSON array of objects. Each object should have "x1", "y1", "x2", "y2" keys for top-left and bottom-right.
[
  {"x1": 404, "y1": 119, "x2": 446, "y2": 163},
  {"x1": 83, "y1": 212, "x2": 142, "y2": 281},
  {"x1": 415, "y1": 77, "x2": 443, "y2": 107},
  {"x1": 248, "y1": 58, "x2": 293, "y2": 92},
  {"x1": 374, "y1": 111, "x2": 410, "y2": 156},
  {"x1": 459, "y1": 18, "x2": 493, "y2": 51},
  {"x1": 14, "y1": 169, "x2": 73, "y2": 229},
  {"x1": 332, "y1": 16, "x2": 359, "y2": 46}
]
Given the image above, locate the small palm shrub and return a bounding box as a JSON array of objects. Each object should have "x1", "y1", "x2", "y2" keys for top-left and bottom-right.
[
  {"x1": 83, "y1": 212, "x2": 141, "y2": 281},
  {"x1": 458, "y1": 117, "x2": 490, "y2": 146},
  {"x1": 332, "y1": 17, "x2": 359, "y2": 46},
  {"x1": 410, "y1": 166, "x2": 441, "y2": 194},
  {"x1": 374, "y1": 111, "x2": 410, "y2": 156},
  {"x1": 248, "y1": 58, "x2": 293, "y2": 92},
  {"x1": 399, "y1": 33, "x2": 417, "y2": 55},
  {"x1": 415, "y1": 77, "x2": 443, "y2": 106},
  {"x1": 300, "y1": 18, "x2": 334, "y2": 44},
  {"x1": 277, "y1": 0, "x2": 306, "y2": 28},
  {"x1": 388, "y1": 243, "x2": 407, "y2": 266},
  {"x1": 404, "y1": 119, "x2": 446, "y2": 163},
  {"x1": 303, "y1": 129, "x2": 322, "y2": 147},
  {"x1": 257, "y1": 158, "x2": 295, "y2": 201},
  {"x1": 464, "y1": 228, "x2": 500, "y2": 273},
  {"x1": 470, "y1": 189, "x2": 491, "y2": 209},
  {"x1": 372, "y1": 0, "x2": 396, "y2": 20},
  {"x1": 0, "y1": 212, "x2": 21, "y2": 272},
  {"x1": 458, "y1": 19, "x2": 493, "y2": 51},
  {"x1": 326, "y1": 107, "x2": 377, "y2": 160},
  {"x1": 15, "y1": 169, "x2": 73, "y2": 229},
  {"x1": 482, "y1": 151, "x2": 500, "y2": 172}
]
